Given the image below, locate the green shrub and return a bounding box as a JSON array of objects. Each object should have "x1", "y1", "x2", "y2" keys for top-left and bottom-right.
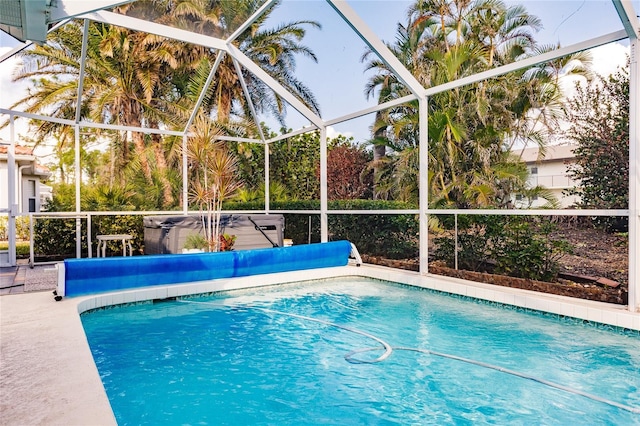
[
  {"x1": 0, "y1": 216, "x2": 31, "y2": 240},
  {"x1": 183, "y1": 233, "x2": 208, "y2": 250},
  {"x1": 226, "y1": 199, "x2": 419, "y2": 259},
  {"x1": 33, "y1": 214, "x2": 144, "y2": 258},
  {"x1": 433, "y1": 215, "x2": 572, "y2": 282},
  {"x1": 91, "y1": 215, "x2": 144, "y2": 256},
  {"x1": 433, "y1": 215, "x2": 505, "y2": 271},
  {"x1": 493, "y1": 218, "x2": 573, "y2": 282},
  {"x1": 34, "y1": 217, "x2": 86, "y2": 258}
]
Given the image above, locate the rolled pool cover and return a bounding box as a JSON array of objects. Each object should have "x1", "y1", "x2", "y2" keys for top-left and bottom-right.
[{"x1": 59, "y1": 240, "x2": 353, "y2": 297}]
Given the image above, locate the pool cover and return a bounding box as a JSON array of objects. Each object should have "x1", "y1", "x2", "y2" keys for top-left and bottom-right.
[{"x1": 60, "y1": 240, "x2": 353, "y2": 297}]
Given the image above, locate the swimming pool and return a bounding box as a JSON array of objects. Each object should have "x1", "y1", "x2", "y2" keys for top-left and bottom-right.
[{"x1": 81, "y1": 277, "x2": 640, "y2": 425}]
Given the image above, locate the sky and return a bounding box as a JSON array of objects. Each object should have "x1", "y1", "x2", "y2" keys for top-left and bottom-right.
[{"x1": 0, "y1": 0, "x2": 637, "y2": 150}]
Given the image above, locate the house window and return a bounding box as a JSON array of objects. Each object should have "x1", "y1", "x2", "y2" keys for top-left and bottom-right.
[
  {"x1": 515, "y1": 194, "x2": 523, "y2": 201},
  {"x1": 27, "y1": 180, "x2": 37, "y2": 212},
  {"x1": 530, "y1": 167, "x2": 538, "y2": 174}
]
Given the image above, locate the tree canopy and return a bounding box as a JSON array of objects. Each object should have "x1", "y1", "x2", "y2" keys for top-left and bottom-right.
[
  {"x1": 5, "y1": 0, "x2": 604, "y2": 214},
  {"x1": 363, "y1": 0, "x2": 592, "y2": 208},
  {"x1": 565, "y1": 64, "x2": 630, "y2": 230},
  {"x1": 9, "y1": 0, "x2": 321, "y2": 209}
]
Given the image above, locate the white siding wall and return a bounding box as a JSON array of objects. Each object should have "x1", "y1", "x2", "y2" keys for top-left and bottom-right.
[
  {"x1": 0, "y1": 161, "x2": 17, "y2": 211},
  {"x1": 0, "y1": 160, "x2": 47, "y2": 212},
  {"x1": 526, "y1": 160, "x2": 580, "y2": 208},
  {"x1": 513, "y1": 145, "x2": 581, "y2": 209}
]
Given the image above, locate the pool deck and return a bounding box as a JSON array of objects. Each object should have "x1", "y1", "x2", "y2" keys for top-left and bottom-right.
[
  {"x1": 1, "y1": 262, "x2": 639, "y2": 425},
  {"x1": 1, "y1": 263, "x2": 116, "y2": 425}
]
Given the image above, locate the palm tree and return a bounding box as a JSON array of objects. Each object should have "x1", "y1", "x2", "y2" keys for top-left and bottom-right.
[
  {"x1": 184, "y1": 114, "x2": 243, "y2": 251},
  {"x1": 10, "y1": 17, "x2": 180, "y2": 206},
  {"x1": 9, "y1": 0, "x2": 321, "y2": 209},
  {"x1": 466, "y1": 0, "x2": 542, "y2": 67},
  {"x1": 507, "y1": 44, "x2": 593, "y2": 154},
  {"x1": 363, "y1": 0, "x2": 584, "y2": 208},
  {"x1": 363, "y1": 21, "x2": 426, "y2": 198},
  {"x1": 170, "y1": 0, "x2": 321, "y2": 127}
]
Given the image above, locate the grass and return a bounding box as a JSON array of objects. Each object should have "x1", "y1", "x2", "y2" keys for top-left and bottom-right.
[{"x1": 0, "y1": 241, "x2": 31, "y2": 256}]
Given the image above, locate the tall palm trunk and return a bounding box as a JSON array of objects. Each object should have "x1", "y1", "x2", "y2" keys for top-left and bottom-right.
[
  {"x1": 151, "y1": 131, "x2": 174, "y2": 207},
  {"x1": 372, "y1": 111, "x2": 387, "y2": 200},
  {"x1": 124, "y1": 100, "x2": 153, "y2": 182},
  {"x1": 131, "y1": 131, "x2": 152, "y2": 182}
]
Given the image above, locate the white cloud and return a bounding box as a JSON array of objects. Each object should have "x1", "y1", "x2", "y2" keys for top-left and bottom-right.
[
  {"x1": 591, "y1": 42, "x2": 629, "y2": 77},
  {"x1": 560, "y1": 42, "x2": 629, "y2": 98},
  {"x1": 1, "y1": 48, "x2": 32, "y2": 142},
  {"x1": 326, "y1": 126, "x2": 354, "y2": 140}
]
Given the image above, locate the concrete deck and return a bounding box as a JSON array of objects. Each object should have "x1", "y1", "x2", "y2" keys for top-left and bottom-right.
[
  {"x1": 0, "y1": 265, "x2": 116, "y2": 425},
  {"x1": 1, "y1": 262, "x2": 58, "y2": 295}
]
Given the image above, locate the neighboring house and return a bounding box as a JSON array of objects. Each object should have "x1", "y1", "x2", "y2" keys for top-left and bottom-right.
[
  {"x1": 0, "y1": 144, "x2": 52, "y2": 213},
  {"x1": 512, "y1": 144, "x2": 580, "y2": 208}
]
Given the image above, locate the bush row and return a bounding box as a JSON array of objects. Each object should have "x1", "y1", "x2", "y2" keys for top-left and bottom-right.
[
  {"x1": 432, "y1": 215, "x2": 573, "y2": 282},
  {"x1": 30, "y1": 200, "x2": 420, "y2": 260},
  {"x1": 33, "y1": 215, "x2": 144, "y2": 259},
  {"x1": 226, "y1": 200, "x2": 420, "y2": 259}
]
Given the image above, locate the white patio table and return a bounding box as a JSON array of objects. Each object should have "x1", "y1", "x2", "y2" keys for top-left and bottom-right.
[{"x1": 96, "y1": 234, "x2": 133, "y2": 257}]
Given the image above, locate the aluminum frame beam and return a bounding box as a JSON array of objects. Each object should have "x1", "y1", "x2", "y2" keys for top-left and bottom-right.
[
  {"x1": 326, "y1": 0, "x2": 425, "y2": 98},
  {"x1": 628, "y1": 37, "x2": 639, "y2": 312},
  {"x1": 0, "y1": 109, "x2": 184, "y2": 136},
  {"x1": 5, "y1": 117, "x2": 17, "y2": 266},
  {"x1": 232, "y1": 57, "x2": 267, "y2": 143},
  {"x1": 324, "y1": 94, "x2": 418, "y2": 127},
  {"x1": 49, "y1": 1, "x2": 137, "y2": 23},
  {"x1": 0, "y1": 20, "x2": 69, "y2": 63},
  {"x1": 183, "y1": 51, "x2": 226, "y2": 132},
  {"x1": 80, "y1": 10, "x2": 227, "y2": 51},
  {"x1": 226, "y1": 44, "x2": 325, "y2": 128},
  {"x1": 612, "y1": 0, "x2": 640, "y2": 40},
  {"x1": 226, "y1": 0, "x2": 278, "y2": 44},
  {"x1": 74, "y1": 20, "x2": 89, "y2": 124},
  {"x1": 612, "y1": 0, "x2": 640, "y2": 312}
]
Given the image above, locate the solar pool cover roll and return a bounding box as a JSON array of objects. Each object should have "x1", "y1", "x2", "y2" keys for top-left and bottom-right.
[{"x1": 61, "y1": 240, "x2": 353, "y2": 297}]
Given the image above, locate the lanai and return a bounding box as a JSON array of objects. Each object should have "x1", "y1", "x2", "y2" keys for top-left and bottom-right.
[{"x1": 0, "y1": 0, "x2": 638, "y2": 313}]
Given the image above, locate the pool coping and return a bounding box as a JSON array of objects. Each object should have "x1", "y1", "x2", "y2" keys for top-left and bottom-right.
[{"x1": 1, "y1": 264, "x2": 639, "y2": 425}]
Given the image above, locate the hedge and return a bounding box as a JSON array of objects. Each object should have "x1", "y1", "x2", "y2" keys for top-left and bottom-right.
[
  {"x1": 225, "y1": 199, "x2": 419, "y2": 259},
  {"x1": 31, "y1": 200, "x2": 419, "y2": 260}
]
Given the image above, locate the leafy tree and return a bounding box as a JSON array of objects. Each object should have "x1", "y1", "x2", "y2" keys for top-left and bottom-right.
[
  {"x1": 268, "y1": 131, "x2": 373, "y2": 201},
  {"x1": 228, "y1": 129, "x2": 373, "y2": 201},
  {"x1": 322, "y1": 140, "x2": 373, "y2": 200},
  {"x1": 269, "y1": 131, "x2": 325, "y2": 200},
  {"x1": 565, "y1": 65, "x2": 629, "y2": 231},
  {"x1": 8, "y1": 0, "x2": 321, "y2": 210},
  {"x1": 183, "y1": 115, "x2": 243, "y2": 251},
  {"x1": 228, "y1": 140, "x2": 267, "y2": 195},
  {"x1": 363, "y1": 0, "x2": 590, "y2": 208}
]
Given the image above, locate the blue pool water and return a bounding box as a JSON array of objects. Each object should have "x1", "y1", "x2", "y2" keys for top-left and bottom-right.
[{"x1": 81, "y1": 278, "x2": 640, "y2": 425}]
